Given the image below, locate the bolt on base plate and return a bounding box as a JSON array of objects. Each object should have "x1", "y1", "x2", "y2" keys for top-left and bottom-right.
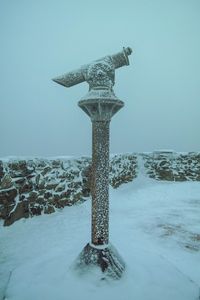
[{"x1": 73, "y1": 243, "x2": 125, "y2": 280}]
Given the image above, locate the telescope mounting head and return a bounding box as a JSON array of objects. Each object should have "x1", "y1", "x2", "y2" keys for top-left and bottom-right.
[{"x1": 52, "y1": 47, "x2": 132, "y2": 93}]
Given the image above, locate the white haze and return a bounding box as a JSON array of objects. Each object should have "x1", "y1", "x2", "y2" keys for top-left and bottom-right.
[{"x1": 0, "y1": 0, "x2": 200, "y2": 157}]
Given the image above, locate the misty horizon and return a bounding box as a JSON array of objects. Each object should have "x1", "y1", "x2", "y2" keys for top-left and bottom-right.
[{"x1": 1, "y1": 0, "x2": 200, "y2": 157}]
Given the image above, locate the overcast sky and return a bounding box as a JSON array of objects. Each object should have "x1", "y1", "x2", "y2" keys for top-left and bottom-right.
[{"x1": 0, "y1": 0, "x2": 200, "y2": 157}]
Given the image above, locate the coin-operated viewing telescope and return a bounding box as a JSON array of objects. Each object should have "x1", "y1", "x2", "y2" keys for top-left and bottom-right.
[
  {"x1": 52, "y1": 47, "x2": 132, "y2": 89},
  {"x1": 53, "y1": 47, "x2": 133, "y2": 121},
  {"x1": 53, "y1": 47, "x2": 133, "y2": 279}
]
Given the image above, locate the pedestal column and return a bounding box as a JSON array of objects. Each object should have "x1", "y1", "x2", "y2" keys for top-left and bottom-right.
[
  {"x1": 91, "y1": 120, "x2": 110, "y2": 245},
  {"x1": 74, "y1": 99, "x2": 125, "y2": 279}
]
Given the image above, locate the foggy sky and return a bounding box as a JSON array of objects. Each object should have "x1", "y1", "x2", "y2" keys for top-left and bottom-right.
[{"x1": 0, "y1": 0, "x2": 200, "y2": 157}]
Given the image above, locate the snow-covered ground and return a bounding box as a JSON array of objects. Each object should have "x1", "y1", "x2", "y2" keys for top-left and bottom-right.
[{"x1": 1, "y1": 176, "x2": 200, "y2": 300}]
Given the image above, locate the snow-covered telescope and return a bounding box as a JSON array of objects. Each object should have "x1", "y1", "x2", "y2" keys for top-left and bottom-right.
[
  {"x1": 53, "y1": 46, "x2": 133, "y2": 279},
  {"x1": 52, "y1": 47, "x2": 132, "y2": 88}
]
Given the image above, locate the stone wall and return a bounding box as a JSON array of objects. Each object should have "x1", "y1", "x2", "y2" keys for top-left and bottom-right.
[
  {"x1": 143, "y1": 151, "x2": 200, "y2": 181},
  {"x1": 110, "y1": 154, "x2": 138, "y2": 188},
  {"x1": 0, "y1": 158, "x2": 91, "y2": 226},
  {"x1": 0, "y1": 152, "x2": 200, "y2": 226}
]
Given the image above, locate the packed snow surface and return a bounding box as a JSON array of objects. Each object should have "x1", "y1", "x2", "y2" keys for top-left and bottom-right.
[{"x1": 1, "y1": 176, "x2": 200, "y2": 300}]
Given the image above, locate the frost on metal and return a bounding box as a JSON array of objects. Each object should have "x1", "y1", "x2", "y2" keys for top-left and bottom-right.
[
  {"x1": 75, "y1": 243, "x2": 125, "y2": 279},
  {"x1": 52, "y1": 47, "x2": 132, "y2": 88},
  {"x1": 53, "y1": 47, "x2": 132, "y2": 279},
  {"x1": 91, "y1": 121, "x2": 109, "y2": 245}
]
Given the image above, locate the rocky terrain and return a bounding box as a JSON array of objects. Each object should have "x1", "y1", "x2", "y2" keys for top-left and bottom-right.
[{"x1": 0, "y1": 151, "x2": 199, "y2": 226}]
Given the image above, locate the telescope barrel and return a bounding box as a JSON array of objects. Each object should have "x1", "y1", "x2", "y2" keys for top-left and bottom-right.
[
  {"x1": 52, "y1": 68, "x2": 86, "y2": 88},
  {"x1": 111, "y1": 47, "x2": 132, "y2": 69},
  {"x1": 52, "y1": 47, "x2": 132, "y2": 88}
]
